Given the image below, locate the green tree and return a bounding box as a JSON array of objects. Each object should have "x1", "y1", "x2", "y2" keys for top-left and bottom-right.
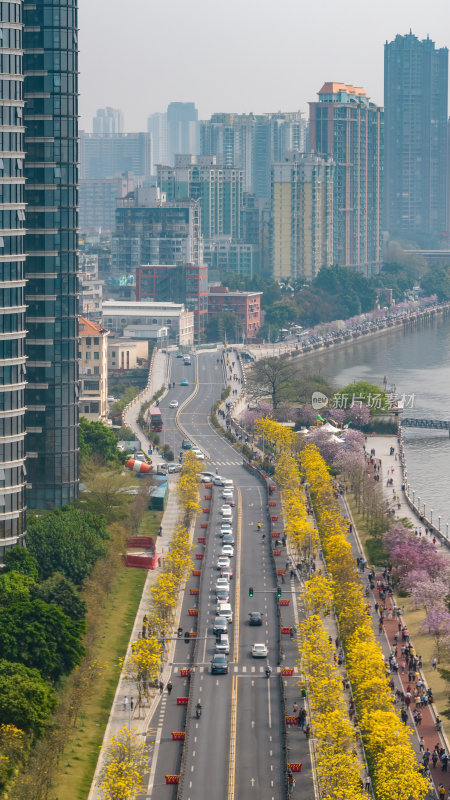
[
  {"x1": 79, "y1": 417, "x2": 121, "y2": 466},
  {"x1": 31, "y1": 573, "x2": 87, "y2": 622},
  {"x1": 0, "y1": 660, "x2": 56, "y2": 736},
  {"x1": 247, "y1": 357, "x2": 294, "y2": 408},
  {"x1": 27, "y1": 507, "x2": 108, "y2": 585},
  {"x1": 421, "y1": 265, "x2": 450, "y2": 300},
  {"x1": 79, "y1": 465, "x2": 139, "y2": 523},
  {"x1": 0, "y1": 571, "x2": 35, "y2": 603},
  {"x1": 205, "y1": 311, "x2": 243, "y2": 343},
  {"x1": 0, "y1": 597, "x2": 85, "y2": 682},
  {"x1": 336, "y1": 380, "x2": 389, "y2": 413},
  {"x1": 3, "y1": 546, "x2": 39, "y2": 580}
]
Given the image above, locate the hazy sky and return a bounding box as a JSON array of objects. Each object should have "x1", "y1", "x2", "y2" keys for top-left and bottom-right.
[{"x1": 79, "y1": 0, "x2": 450, "y2": 131}]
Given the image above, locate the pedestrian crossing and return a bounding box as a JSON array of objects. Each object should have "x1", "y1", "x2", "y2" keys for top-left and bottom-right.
[
  {"x1": 213, "y1": 460, "x2": 242, "y2": 466},
  {"x1": 193, "y1": 665, "x2": 299, "y2": 675}
]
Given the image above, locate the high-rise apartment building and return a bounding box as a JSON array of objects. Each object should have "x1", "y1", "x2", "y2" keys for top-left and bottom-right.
[
  {"x1": 0, "y1": 0, "x2": 27, "y2": 556},
  {"x1": 167, "y1": 102, "x2": 199, "y2": 164},
  {"x1": 23, "y1": 0, "x2": 79, "y2": 508},
  {"x1": 200, "y1": 112, "x2": 308, "y2": 198},
  {"x1": 271, "y1": 153, "x2": 334, "y2": 282},
  {"x1": 384, "y1": 33, "x2": 448, "y2": 240},
  {"x1": 309, "y1": 83, "x2": 383, "y2": 275},
  {"x1": 157, "y1": 155, "x2": 243, "y2": 240},
  {"x1": 80, "y1": 132, "x2": 152, "y2": 181},
  {"x1": 112, "y1": 195, "x2": 202, "y2": 271},
  {"x1": 147, "y1": 111, "x2": 168, "y2": 171},
  {"x1": 93, "y1": 107, "x2": 124, "y2": 135}
]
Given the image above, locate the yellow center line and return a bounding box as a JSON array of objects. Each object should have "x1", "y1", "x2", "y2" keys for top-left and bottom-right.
[
  {"x1": 233, "y1": 488, "x2": 242, "y2": 662},
  {"x1": 227, "y1": 674, "x2": 238, "y2": 800}
]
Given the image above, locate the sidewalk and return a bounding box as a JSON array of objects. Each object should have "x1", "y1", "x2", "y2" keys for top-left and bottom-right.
[{"x1": 123, "y1": 348, "x2": 170, "y2": 461}]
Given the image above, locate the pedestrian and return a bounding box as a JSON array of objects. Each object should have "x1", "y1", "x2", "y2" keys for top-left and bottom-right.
[
  {"x1": 293, "y1": 701, "x2": 299, "y2": 714},
  {"x1": 365, "y1": 775, "x2": 372, "y2": 792},
  {"x1": 159, "y1": 680, "x2": 164, "y2": 694},
  {"x1": 130, "y1": 696, "x2": 134, "y2": 711},
  {"x1": 441, "y1": 752, "x2": 448, "y2": 772},
  {"x1": 419, "y1": 736, "x2": 425, "y2": 752},
  {"x1": 167, "y1": 680, "x2": 173, "y2": 695},
  {"x1": 438, "y1": 785, "x2": 446, "y2": 799},
  {"x1": 432, "y1": 657, "x2": 437, "y2": 670},
  {"x1": 123, "y1": 695, "x2": 128, "y2": 711},
  {"x1": 432, "y1": 751, "x2": 439, "y2": 768}
]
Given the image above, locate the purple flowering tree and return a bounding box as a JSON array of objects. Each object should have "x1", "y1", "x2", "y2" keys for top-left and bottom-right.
[
  {"x1": 410, "y1": 577, "x2": 449, "y2": 611},
  {"x1": 296, "y1": 405, "x2": 318, "y2": 427},
  {"x1": 307, "y1": 429, "x2": 341, "y2": 465},
  {"x1": 420, "y1": 603, "x2": 450, "y2": 662},
  {"x1": 346, "y1": 403, "x2": 370, "y2": 428}
]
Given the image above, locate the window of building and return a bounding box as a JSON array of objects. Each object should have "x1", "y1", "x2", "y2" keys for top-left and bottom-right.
[
  {"x1": 86, "y1": 337, "x2": 91, "y2": 345},
  {"x1": 94, "y1": 351, "x2": 99, "y2": 360}
]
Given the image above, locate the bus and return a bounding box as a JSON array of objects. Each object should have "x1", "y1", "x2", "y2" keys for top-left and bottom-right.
[{"x1": 149, "y1": 406, "x2": 163, "y2": 432}]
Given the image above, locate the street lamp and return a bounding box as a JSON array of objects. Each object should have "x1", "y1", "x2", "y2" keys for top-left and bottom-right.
[
  {"x1": 423, "y1": 503, "x2": 426, "y2": 518},
  {"x1": 438, "y1": 516, "x2": 441, "y2": 531},
  {"x1": 430, "y1": 510, "x2": 433, "y2": 524},
  {"x1": 412, "y1": 490, "x2": 415, "y2": 506}
]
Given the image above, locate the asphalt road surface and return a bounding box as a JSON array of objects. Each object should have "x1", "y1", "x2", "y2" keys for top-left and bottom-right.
[{"x1": 144, "y1": 351, "x2": 285, "y2": 800}]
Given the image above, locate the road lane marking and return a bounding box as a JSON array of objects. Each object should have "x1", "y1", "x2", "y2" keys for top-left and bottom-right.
[
  {"x1": 267, "y1": 676, "x2": 272, "y2": 728},
  {"x1": 227, "y1": 675, "x2": 238, "y2": 800},
  {"x1": 233, "y1": 487, "x2": 242, "y2": 663}
]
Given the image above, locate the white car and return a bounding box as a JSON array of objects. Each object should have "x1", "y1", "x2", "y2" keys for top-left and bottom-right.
[
  {"x1": 213, "y1": 475, "x2": 226, "y2": 486},
  {"x1": 169, "y1": 400, "x2": 179, "y2": 408},
  {"x1": 215, "y1": 633, "x2": 230, "y2": 654},
  {"x1": 192, "y1": 449, "x2": 205, "y2": 460},
  {"x1": 252, "y1": 643, "x2": 268, "y2": 658},
  {"x1": 222, "y1": 489, "x2": 233, "y2": 499},
  {"x1": 217, "y1": 555, "x2": 231, "y2": 571},
  {"x1": 221, "y1": 544, "x2": 234, "y2": 558},
  {"x1": 215, "y1": 577, "x2": 230, "y2": 593},
  {"x1": 201, "y1": 472, "x2": 215, "y2": 483},
  {"x1": 221, "y1": 505, "x2": 232, "y2": 516}
]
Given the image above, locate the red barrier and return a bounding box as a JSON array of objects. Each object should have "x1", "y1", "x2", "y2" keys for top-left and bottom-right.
[
  {"x1": 285, "y1": 716, "x2": 298, "y2": 725},
  {"x1": 176, "y1": 697, "x2": 189, "y2": 705},
  {"x1": 171, "y1": 732, "x2": 186, "y2": 741},
  {"x1": 197, "y1": 536, "x2": 206, "y2": 543},
  {"x1": 277, "y1": 569, "x2": 286, "y2": 575},
  {"x1": 180, "y1": 668, "x2": 191, "y2": 677},
  {"x1": 195, "y1": 553, "x2": 204, "y2": 560},
  {"x1": 289, "y1": 763, "x2": 302, "y2": 772},
  {"x1": 123, "y1": 555, "x2": 157, "y2": 569},
  {"x1": 273, "y1": 549, "x2": 282, "y2": 556},
  {"x1": 205, "y1": 483, "x2": 212, "y2": 488},
  {"x1": 268, "y1": 501, "x2": 277, "y2": 507},
  {"x1": 271, "y1": 532, "x2": 280, "y2": 538},
  {"x1": 126, "y1": 536, "x2": 155, "y2": 547},
  {"x1": 189, "y1": 588, "x2": 199, "y2": 595},
  {"x1": 203, "y1": 508, "x2": 210, "y2": 514},
  {"x1": 165, "y1": 775, "x2": 180, "y2": 784},
  {"x1": 188, "y1": 609, "x2": 199, "y2": 616},
  {"x1": 281, "y1": 626, "x2": 293, "y2": 635},
  {"x1": 271, "y1": 515, "x2": 279, "y2": 522},
  {"x1": 200, "y1": 522, "x2": 208, "y2": 528},
  {"x1": 189, "y1": 631, "x2": 197, "y2": 638},
  {"x1": 281, "y1": 668, "x2": 294, "y2": 676},
  {"x1": 192, "y1": 568, "x2": 201, "y2": 576},
  {"x1": 279, "y1": 599, "x2": 290, "y2": 606},
  {"x1": 204, "y1": 494, "x2": 212, "y2": 500}
]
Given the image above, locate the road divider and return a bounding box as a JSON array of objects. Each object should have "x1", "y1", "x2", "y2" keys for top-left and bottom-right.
[
  {"x1": 233, "y1": 488, "x2": 242, "y2": 663},
  {"x1": 227, "y1": 675, "x2": 238, "y2": 800}
]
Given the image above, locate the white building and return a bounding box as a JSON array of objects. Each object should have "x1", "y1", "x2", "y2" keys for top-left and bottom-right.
[
  {"x1": 102, "y1": 300, "x2": 194, "y2": 346},
  {"x1": 78, "y1": 317, "x2": 109, "y2": 420}
]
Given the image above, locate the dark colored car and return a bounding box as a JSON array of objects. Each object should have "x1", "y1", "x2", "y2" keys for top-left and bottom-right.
[
  {"x1": 211, "y1": 654, "x2": 229, "y2": 674},
  {"x1": 182, "y1": 439, "x2": 192, "y2": 450},
  {"x1": 248, "y1": 611, "x2": 263, "y2": 626}
]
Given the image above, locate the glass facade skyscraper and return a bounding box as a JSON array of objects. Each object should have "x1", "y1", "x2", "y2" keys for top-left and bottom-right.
[
  {"x1": 23, "y1": 0, "x2": 79, "y2": 509},
  {"x1": 309, "y1": 83, "x2": 383, "y2": 276},
  {"x1": 0, "y1": 0, "x2": 27, "y2": 556},
  {"x1": 384, "y1": 33, "x2": 448, "y2": 240}
]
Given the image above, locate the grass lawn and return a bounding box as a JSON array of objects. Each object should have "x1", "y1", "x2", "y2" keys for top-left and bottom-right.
[
  {"x1": 52, "y1": 563, "x2": 147, "y2": 800},
  {"x1": 139, "y1": 508, "x2": 162, "y2": 537},
  {"x1": 347, "y1": 493, "x2": 450, "y2": 741}
]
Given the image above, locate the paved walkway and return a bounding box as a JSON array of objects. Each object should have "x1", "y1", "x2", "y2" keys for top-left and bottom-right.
[{"x1": 88, "y1": 349, "x2": 184, "y2": 800}]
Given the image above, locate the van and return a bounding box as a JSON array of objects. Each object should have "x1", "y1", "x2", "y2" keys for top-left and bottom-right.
[
  {"x1": 217, "y1": 602, "x2": 233, "y2": 623},
  {"x1": 221, "y1": 507, "x2": 232, "y2": 519}
]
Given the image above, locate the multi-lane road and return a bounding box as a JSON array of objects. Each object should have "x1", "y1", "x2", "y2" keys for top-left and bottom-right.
[{"x1": 145, "y1": 350, "x2": 285, "y2": 800}]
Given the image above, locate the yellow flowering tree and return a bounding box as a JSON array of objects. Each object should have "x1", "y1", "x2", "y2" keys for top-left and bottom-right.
[
  {"x1": 122, "y1": 636, "x2": 161, "y2": 706},
  {"x1": 98, "y1": 726, "x2": 148, "y2": 800}
]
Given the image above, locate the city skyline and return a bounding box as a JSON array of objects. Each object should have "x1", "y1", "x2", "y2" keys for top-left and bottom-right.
[{"x1": 79, "y1": 0, "x2": 450, "y2": 131}]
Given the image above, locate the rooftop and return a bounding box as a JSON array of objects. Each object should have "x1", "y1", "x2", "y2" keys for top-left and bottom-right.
[
  {"x1": 319, "y1": 82, "x2": 368, "y2": 97},
  {"x1": 79, "y1": 316, "x2": 109, "y2": 336}
]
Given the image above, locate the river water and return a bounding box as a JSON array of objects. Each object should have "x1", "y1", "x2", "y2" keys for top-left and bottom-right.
[{"x1": 304, "y1": 316, "x2": 450, "y2": 529}]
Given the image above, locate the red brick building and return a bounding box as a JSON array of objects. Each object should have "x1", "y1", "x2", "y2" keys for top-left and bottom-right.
[
  {"x1": 208, "y1": 286, "x2": 262, "y2": 339},
  {"x1": 136, "y1": 263, "x2": 208, "y2": 335}
]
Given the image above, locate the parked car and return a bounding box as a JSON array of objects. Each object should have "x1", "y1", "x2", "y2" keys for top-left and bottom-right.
[
  {"x1": 252, "y1": 643, "x2": 268, "y2": 658},
  {"x1": 215, "y1": 577, "x2": 230, "y2": 593},
  {"x1": 221, "y1": 544, "x2": 234, "y2": 558},
  {"x1": 217, "y1": 555, "x2": 231, "y2": 571},
  {"x1": 215, "y1": 633, "x2": 230, "y2": 654},
  {"x1": 211, "y1": 654, "x2": 228, "y2": 674},
  {"x1": 213, "y1": 616, "x2": 228, "y2": 635},
  {"x1": 222, "y1": 533, "x2": 235, "y2": 546},
  {"x1": 220, "y1": 566, "x2": 233, "y2": 580},
  {"x1": 216, "y1": 602, "x2": 233, "y2": 623}
]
